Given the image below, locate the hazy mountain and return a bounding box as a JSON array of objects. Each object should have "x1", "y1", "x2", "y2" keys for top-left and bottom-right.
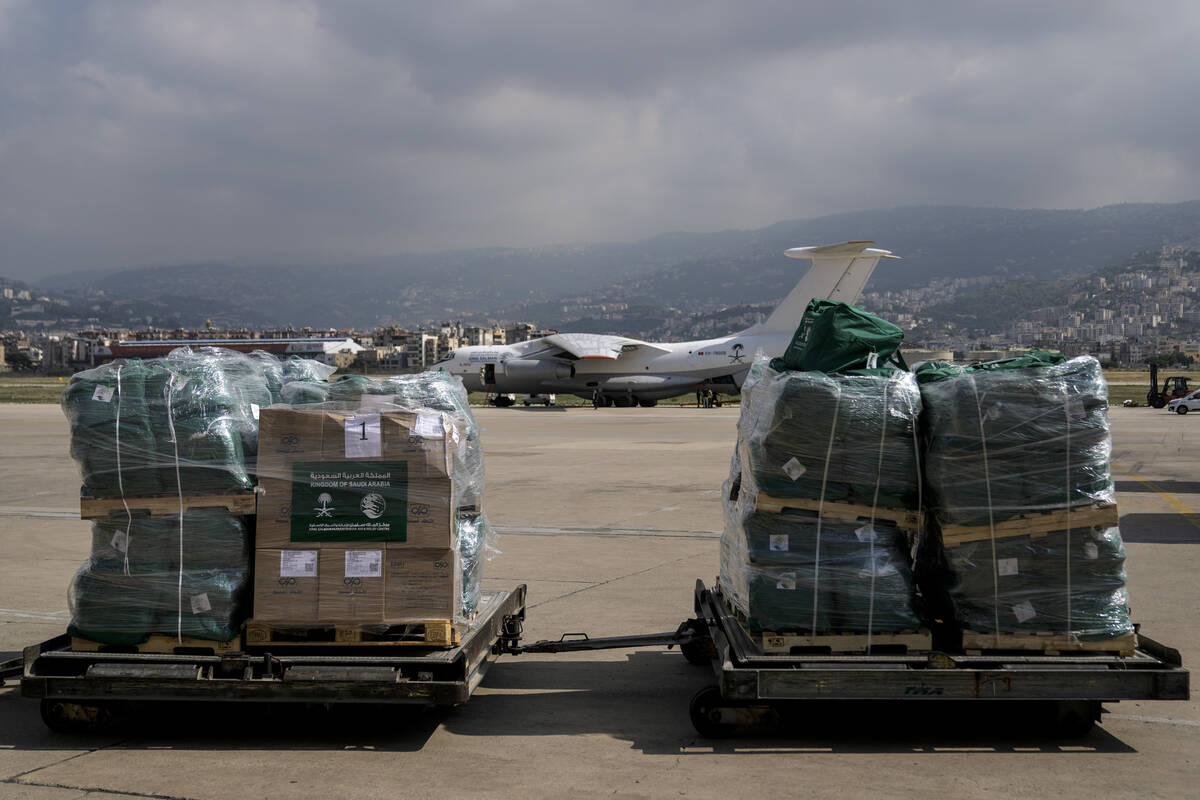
[{"x1": 31, "y1": 201, "x2": 1200, "y2": 329}]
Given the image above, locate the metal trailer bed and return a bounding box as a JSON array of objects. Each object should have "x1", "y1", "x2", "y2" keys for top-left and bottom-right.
[
  {"x1": 12, "y1": 586, "x2": 526, "y2": 733},
  {"x1": 512, "y1": 580, "x2": 1190, "y2": 738}
]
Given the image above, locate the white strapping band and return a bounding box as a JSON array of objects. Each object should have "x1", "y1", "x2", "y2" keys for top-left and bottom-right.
[
  {"x1": 113, "y1": 365, "x2": 134, "y2": 577},
  {"x1": 864, "y1": 379, "x2": 891, "y2": 651},
  {"x1": 968, "y1": 375, "x2": 1002, "y2": 644},
  {"x1": 811, "y1": 383, "x2": 842, "y2": 634},
  {"x1": 165, "y1": 372, "x2": 186, "y2": 643}
]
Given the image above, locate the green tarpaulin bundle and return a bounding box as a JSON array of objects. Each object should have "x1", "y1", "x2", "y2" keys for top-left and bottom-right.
[
  {"x1": 88, "y1": 510, "x2": 250, "y2": 575},
  {"x1": 68, "y1": 511, "x2": 251, "y2": 644},
  {"x1": 62, "y1": 360, "x2": 161, "y2": 496},
  {"x1": 918, "y1": 352, "x2": 1114, "y2": 526},
  {"x1": 772, "y1": 299, "x2": 907, "y2": 374},
  {"x1": 943, "y1": 527, "x2": 1133, "y2": 638},
  {"x1": 68, "y1": 563, "x2": 249, "y2": 644},
  {"x1": 737, "y1": 359, "x2": 923, "y2": 509},
  {"x1": 63, "y1": 349, "x2": 332, "y2": 498},
  {"x1": 723, "y1": 503, "x2": 920, "y2": 633}
]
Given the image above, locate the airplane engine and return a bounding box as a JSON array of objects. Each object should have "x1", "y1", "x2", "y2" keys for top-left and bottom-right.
[{"x1": 493, "y1": 359, "x2": 574, "y2": 390}]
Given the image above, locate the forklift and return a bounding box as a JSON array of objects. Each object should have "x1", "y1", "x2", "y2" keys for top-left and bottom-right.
[{"x1": 1147, "y1": 361, "x2": 1192, "y2": 408}]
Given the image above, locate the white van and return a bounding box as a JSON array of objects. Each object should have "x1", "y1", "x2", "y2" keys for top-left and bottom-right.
[{"x1": 523, "y1": 393, "x2": 556, "y2": 406}]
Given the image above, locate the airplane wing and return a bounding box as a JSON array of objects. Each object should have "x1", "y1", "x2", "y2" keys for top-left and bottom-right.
[{"x1": 543, "y1": 332, "x2": 671, "y2": 360}]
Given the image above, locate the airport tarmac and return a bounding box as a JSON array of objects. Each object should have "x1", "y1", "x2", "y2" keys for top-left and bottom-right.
[{"x1": 0, "y1": 403, "x2": 1197, "y2": 799}]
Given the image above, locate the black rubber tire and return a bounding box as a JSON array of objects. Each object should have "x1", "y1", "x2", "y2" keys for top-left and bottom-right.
[
  {"x1": 637, "y1": 398, "x2": 658, "y2": 408},
  {"x1": 1177, "y1": 405, "x2": 1189, "y2": 415},
  {"x1": 1150, "y1": 395, "x2": 1166, "y2": 408},
  {"x1": 680, "y1": 637, "x2": 717, "y2": 666},
  {"x1": 689, "y1": 686, "x2": 737, "y2": 738},
  {"x1": 40, "y1": 699, "x2": 116, "y2": 734},
  {"x1": 1052, "y1": 700, "x2": 1099, "y2": 738},
  {"x1": 493, "y1": 396, "x2": 514, "y2": 407}
]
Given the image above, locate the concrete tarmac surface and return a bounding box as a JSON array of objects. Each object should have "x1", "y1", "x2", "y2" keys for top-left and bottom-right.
[{"x1": 1, "y1": 403, "x2": 1197, "y2": 799}]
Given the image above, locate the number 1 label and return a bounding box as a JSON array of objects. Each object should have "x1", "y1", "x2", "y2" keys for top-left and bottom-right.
[{"x1": 344, "y1": 413, "x2": 381, "y2": 458}]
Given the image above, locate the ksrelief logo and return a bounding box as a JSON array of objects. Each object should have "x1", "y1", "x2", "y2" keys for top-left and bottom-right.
[
  {"x1": 410, "y1": 503, "x2": 430, "y2": 517},
  {"x1": 360, "y1": 493, "x2": 387, "y2": 519}
]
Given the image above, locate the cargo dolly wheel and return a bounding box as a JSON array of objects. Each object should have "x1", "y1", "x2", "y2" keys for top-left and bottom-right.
[
  {"x1": 679, "y1": 636, "x2": 717, "y2": 666},
  {"x1": 689, "y1": 686, "x2": 740, "y2": 738},
  {"x1": 40, "y1": 699, "x2": 118, "y2": 734}
]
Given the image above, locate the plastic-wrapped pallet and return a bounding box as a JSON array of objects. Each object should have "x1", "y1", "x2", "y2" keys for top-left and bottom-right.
[
  {"x1": 916, "y1": 350, "x2": 1133, "y2": 642},
  {"x1": 720, "y1": 355, "x2": 923, "y2": 637},
  {"x1": 252, "y1": 370, "x2": 495, "y2": 631},
  {"x1": 61, "y1": 348, "x2": 332, "y2": 646},
  {"x1": 737, "y1": 358, "x2": 923, "y2": 509},
  {"x1": 67, "y1": 510, "x2": 251, "y2": 644},
  {"x1": 917, "y1": 350, "x2": 1113, "y2": 526}
]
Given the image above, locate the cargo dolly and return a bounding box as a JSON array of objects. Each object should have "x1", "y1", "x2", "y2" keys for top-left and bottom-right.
[
  {"x1": 16, "y1": 586, "x2": 526, "y2": 733},
  {"x1": 510, "y1": 580, "x2": 1190, "y2": 738},
  {"x1": 10, "y1": 580, "x2": 1189, "y2": 737}
]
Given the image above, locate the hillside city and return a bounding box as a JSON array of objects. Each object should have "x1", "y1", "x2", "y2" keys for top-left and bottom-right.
[{"x1": 3, "y1": 245, "x2": 1199, "y2": 375}]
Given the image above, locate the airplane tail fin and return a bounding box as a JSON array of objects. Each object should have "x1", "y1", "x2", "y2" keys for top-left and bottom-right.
[{"x1": 739, "y1": 241, "x2": 899, "y2": 335}]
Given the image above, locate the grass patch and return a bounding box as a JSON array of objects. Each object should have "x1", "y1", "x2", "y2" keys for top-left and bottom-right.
[{"x1": 0, "y1": 376, "x2": 68, "y2": 403}]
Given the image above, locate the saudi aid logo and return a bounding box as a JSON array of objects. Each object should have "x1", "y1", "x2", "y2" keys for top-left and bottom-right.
[
  {"x1": 360, "y1": 493, "x2": 387, "y2": 519},
  {"x1": 314, "y1": 493, "x2": 334, "y2": 517}
]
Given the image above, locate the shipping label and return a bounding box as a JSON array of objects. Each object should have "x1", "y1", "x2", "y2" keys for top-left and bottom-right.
[
  {"x1": 280, "y1": 550, "x2": 318, "y2": 577},
  {"x1": 345, "y1": 550, "x2": 383, "y2": 578}
]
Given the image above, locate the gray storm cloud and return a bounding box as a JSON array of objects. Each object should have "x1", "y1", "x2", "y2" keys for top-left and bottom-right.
[{"x1": 1, "y1": 0, "x2": 1198, "y2": 278}]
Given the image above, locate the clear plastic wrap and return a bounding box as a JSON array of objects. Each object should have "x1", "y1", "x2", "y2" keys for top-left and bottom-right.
[
  {"x1": 736, "y1": 360, "x2": 923, "y2": 509},
  {"x1": 917, "y1": 352, "x2": 1132, "y2": 640},
  {"x1": 918, "y1": 354, "x2": 1113, "y2": 526},
  {"x1": 252, "y1": 370, "x2": 492, "y2": 628},
  {"x1": 720, "y1": 356, "x2": 923, "y2": 636},
  {"x1": 63, "y1": 349, "x2": 335, "y2": 499},
  {"x1": 68, "y1": 511, "x2": 251, "y2": 644},
  {"x1": 943, "y1": 527, "x2": 1132, "y2": 639}
]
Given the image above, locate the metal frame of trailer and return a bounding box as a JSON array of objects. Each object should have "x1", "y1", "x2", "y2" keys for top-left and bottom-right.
[
  {"x1": 687, "y1": 580, "x2": 1189, "y2": 737},
  {"x1": 15, "y1": 586, "x2": 526, "y2": 733},
  {"x1": 510, "y1": 580, "x2": 1190, "y2": 737}
]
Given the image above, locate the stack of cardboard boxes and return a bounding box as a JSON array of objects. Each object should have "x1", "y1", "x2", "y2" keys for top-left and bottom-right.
[{"x1": 252, "y1": 407, "x2": 463, "y2": 627}]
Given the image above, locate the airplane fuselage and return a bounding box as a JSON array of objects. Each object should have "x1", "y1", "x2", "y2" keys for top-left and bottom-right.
[
  {"x1": 426, "y1": 241, "x2": 898, "y2": 405},
  {"x1": 434, "y1": 331, "x2": 792, "y2": 403}
]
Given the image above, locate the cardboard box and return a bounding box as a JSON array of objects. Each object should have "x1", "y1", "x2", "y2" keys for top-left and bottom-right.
[
  {"x1": 254, "y1": 478, "x2": 294, "y2": 550},
  {"x1": 384, "y1": 549, "x2": 461, "y2": 620},
  {"x1": 386, "y1": 476, "x2": 455, "y2": 549},
  {"x1": 318, "y1": 548, "x2": 385, "y2": 622},
  {"x1": 256, "y1": 408, "x2": 325, "y2": 480},
  {"x1": 256, "y1": 407, "x2": 456, "y2": 548},
  {"x1": 253, "y1": 548, "x2": 320, "y2": 622},
  {"x1": 255, "y1": 477, "x2": 382, "y2": 550}
]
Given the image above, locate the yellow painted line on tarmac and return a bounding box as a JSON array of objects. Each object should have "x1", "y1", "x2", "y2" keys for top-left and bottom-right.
[{"x1": 1112, "y1": 463, "x2": 1200, "y2": 531}]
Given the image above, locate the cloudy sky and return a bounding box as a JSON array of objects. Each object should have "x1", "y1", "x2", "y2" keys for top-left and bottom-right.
[{"x1": 2, "y1": 0, "x2": 1199, "y2": 279}]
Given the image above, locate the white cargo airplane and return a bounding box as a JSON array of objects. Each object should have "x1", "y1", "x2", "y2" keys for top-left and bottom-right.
[{"x1": 431, "y1": 241, "x2": 898, "y2": 406}]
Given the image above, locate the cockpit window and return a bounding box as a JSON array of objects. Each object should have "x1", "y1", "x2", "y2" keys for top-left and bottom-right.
[{"x1": 435, "y1": 350, "x2": 455, "y2": 364}]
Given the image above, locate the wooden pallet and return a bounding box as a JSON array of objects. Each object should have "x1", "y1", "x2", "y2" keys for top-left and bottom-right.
[
  {"x1": 80, "y1": 492, "x2": 257, "y2": 520},
  {"x1": 71, "y1": 634, "x2": 243, "y2": 655},
  {"x1": 961, "y1": 630, "x2": 1138, "y2": 656},
  {"x1": 939, "y1": 503, "x2": 1120, "y2": 547},
  {"x1": 244, "y1": 619, "x2": 460, "y2": 649},
  {"x1": 754, "y1": 492, "x2": 923, "y2": 531},
  {"x1": 758, "y1": 629, "x2": 933, "y2": 655}
]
